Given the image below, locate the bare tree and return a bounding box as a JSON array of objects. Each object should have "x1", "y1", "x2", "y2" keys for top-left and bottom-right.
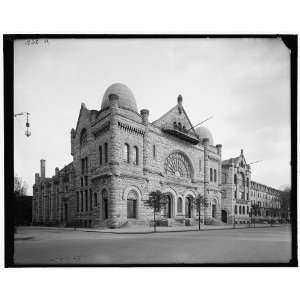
[
  {"x1": 145, "y1": 190, "x2": 167, "y2": 232},
  {"x1": 192, "y1": 194, "x2": 207, "y2": 230},
  {"x1": 14, "y1": 174, "x2": 28, "y2": 196}
]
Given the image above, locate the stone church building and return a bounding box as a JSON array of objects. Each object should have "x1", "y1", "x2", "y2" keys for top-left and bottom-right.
[{"x1": 32, "y1": 83, "x2": 281, "y2": 228}]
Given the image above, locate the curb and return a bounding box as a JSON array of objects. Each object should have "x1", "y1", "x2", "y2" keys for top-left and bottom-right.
[{"x1": 15, "y1": 236, "x2": 34, "y2": 241}]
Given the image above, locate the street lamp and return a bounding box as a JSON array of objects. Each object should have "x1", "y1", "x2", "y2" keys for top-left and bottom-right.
[{"x1": 14, "y1": 112, "x2": 31, "y2": 137}]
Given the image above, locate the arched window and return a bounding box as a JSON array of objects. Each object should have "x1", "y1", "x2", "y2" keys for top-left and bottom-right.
[
  {"x1": 178, "y1": 122, "x2": 182, "y2": 130},
  {"x1": 177, "y1": 197, "x2": 183, "y2": 213},
  {"x1": 104, "y1": 143, "x2": 108, "y2": 163},
  {"x1": 102, "y1": 189, "x2": 108, "y2": 219},
  {"x1": 210, "y1": 168, "x2": 213, "y2": 181},
  {"x1": 164, "y1": 151, "x2": 192, "y2": 178},
  {"x1": 127, "y1": 190, "x2": 138, "y2": 219},
  {"x1": 133, "y1": 146, "x2": 139, "y2": 165},
  {"x1": 80, "y1": 128, "x2": 87, "y2": 147},
  {"x1": 124, "y1": 143, "x2": 130, "y2": 163},
  {"x1": 99, "y1": 146, "x2": 103, "y2": 165},
  {"x1": 214, "y1": 169, "x2": 217, "y2": 182},
  {"x1": 239, "y1": 206, "x2": 241, "y2": 214},
  {"x1": 241, "y1": 173, "x2": 245, "y2": 186},
  {"x1": 234, "y1": 174, "x2": 237, "y2": 184},
  {"x1": 173, "y1": 121, "x2": 177, "y2": 129},
  {"x1": 242, "y1": 206, "x2": 245, "y2": 214},
  {"x1": 94, "y1": 192, "x2": 98, "y2": 207}
]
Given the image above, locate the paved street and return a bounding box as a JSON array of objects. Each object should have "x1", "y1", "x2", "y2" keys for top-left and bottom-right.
[{"x1": 14, "y1": 225, "x2": 292, "y2": 265}]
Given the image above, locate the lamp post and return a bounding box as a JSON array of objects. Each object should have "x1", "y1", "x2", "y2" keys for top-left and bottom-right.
[{"x1": 14, "y1": 112, "x2": 31, "y2": 137}]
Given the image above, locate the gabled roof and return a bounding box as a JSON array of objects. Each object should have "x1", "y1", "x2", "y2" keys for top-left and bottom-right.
[
  {"x1": 152, "y1": 103, "x2": 198, "y2": 138},
  {"x1": 222, "y1": 150, "x2": 247, "y2": 166}
]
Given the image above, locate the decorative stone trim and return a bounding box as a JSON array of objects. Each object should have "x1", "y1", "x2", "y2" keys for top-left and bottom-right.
[{"x1": 118, "y1": 121, "x2": 145, "y2": 136}]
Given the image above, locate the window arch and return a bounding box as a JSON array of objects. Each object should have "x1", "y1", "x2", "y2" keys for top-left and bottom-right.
[
  {"x1": 104, "y1": 143, "x2": 108, "y2": 163},
  {"x1": 133, "y1": 146, "x2": 139, "y2": 165},
  {"x1": 124, "y1": 143, "x2": 130, "y2": 163},
  {"x1": 164, "y1": 151, "x2": 192, "y2": 178},
  {"x1": 80, "y1": 128, "x2": 87, "y2": 147}
]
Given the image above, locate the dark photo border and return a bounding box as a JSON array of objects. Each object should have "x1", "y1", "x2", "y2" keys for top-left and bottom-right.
[{"x1": 4, "y1": 34, "x2": 298, "y2": 267}]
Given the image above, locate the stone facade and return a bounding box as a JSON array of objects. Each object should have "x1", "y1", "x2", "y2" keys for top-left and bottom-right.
[
  {"x1": 221, "y1": 150, "x2": 252, "y2": 224},
  {"x1": 250, "y1": 181, "x2": 281, "y2": 222},
  {"x1": 32, "y1": 83, "x2": 282, "y2": 228}
]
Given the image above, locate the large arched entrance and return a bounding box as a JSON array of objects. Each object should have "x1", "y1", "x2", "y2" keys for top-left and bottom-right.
[
  {"x1": 163, "y1": 194, "x2": 173, "y2": 218},
  {"x1": 221, "y1": 210, "x2": 227, "y2": 223},
  {"x1": 127, "y1": 190, "x2": 138, "y2": 219},
  {"x1": 185, "y1": 196, "x2": 193, "y2": 218}
]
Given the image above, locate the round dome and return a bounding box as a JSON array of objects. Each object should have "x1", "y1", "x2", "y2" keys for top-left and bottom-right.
[
  {"x1": 195, "y1": 126, "x2": 214, "y2": 145},
  {"x1": 101, "y1": 83, "x2": 138, "y2": 112}
]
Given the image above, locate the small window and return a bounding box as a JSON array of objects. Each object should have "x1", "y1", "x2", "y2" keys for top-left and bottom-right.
[
  {"x1": 94, "y1": 192, "x2": 98, "y2": 207},
  {"x1": 81, "y1": 158, "x2": 85, "y2": 174},
  {"x1": 80, "y1": 128, "x2": 87, "y2": 147},
  {"x1": 153, "y1": 145, "x2": 156, "y2": 159},
  {"x1": 173, "y1": 121, "x2": 177, "y2": 129},
  {"x1": 99, "y1": 146, "x2": 103, "y2": 165},
  {"x1": 178, "y1": 122, "x2": 182, "y2": 130},
  {"x1": 80, "y1": 191, "x2": 83, "y2": 212},
  {"x1": 76, "y1": 192, "x2": 79, "y2": 212},
  {"x1": 89, "y1": 189, "x2": 92, "y2": 210},
  {"x1": 85, "y1": 190, "x2": 88, "y2": 211},
  {"x1": 177, "y1": 197, "x2": 183, "y2": 213},
  {"x1": 85, "y1": 157, "x2": 88, "y2": 173},
  {"x1": 133, "y1": 146, "x2": 139, "y2": 165},
  {"x1": 104, "y1": 143, "x2": 108, "y2": 163},
  {"x1": 124, "y1": 143, "x2": 130, "y2": 163}
]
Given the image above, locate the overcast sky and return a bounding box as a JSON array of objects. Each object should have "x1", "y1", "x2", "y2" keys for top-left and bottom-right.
[{"x1": 14, "y1": 38, "x2": 291, "y2": 195}]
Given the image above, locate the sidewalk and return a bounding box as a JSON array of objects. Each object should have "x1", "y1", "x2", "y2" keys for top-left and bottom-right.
[
  {"x1": 20, "y1": 223, "x2": 280, "y2": 235},
  {"x1": 14, "y1": 233, "x2": 34, "y2": 240}
]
